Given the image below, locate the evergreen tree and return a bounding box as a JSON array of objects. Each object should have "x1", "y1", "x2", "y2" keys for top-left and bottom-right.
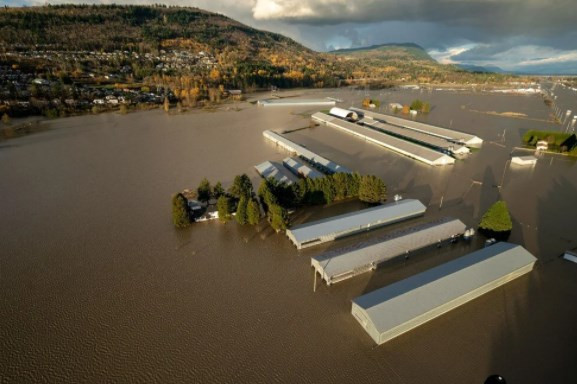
[
  {"x1": 197, "y1": 177, "x2": 211, "y2": 203},
  {"x1": 359, "y1": 175, "x2": 387, "y2": 203},
  {"x1": 247, "y1": 198, "x2": 260, "y2": 225},
  {"x1": 333, "y1": 173, "x2": 348, "y2": 200},
  {"x1": 212, "y1": 181, "x2": 225, "y2": 199},
  {"x1": 217, "y1": 195, "x2": 232, "y2": 222},
  {"x1": 479, "y1": 200, "x2": 512, "y2": 232},
  {"x1": 171, "y1": 194, "x2": 190, "y2": 228},
  {"x1": 269, "y1": 204, "x2": 288, "y2": 231},
  {"x1": 235, "y1": 196, "x2": 248, "y2": 225},
  {"x1": 229, "y1": 174, "x2": 253, "y2": 199}
]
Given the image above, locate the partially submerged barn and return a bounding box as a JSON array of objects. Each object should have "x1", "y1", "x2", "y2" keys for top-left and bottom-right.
[
  {"x1": 351, "y1": 242, "x2": 537, "y2": 345},
  {"x1": 312, "y1": 218, "x2": 466, "y2": 285},
  {"x1": 286, "y1": 199, "x2": 426, "y2": 249}
]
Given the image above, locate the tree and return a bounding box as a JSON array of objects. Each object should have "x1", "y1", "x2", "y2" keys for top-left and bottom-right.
[
  {"x1": 229, "y1": 174, "x2": 253, "y2": 199},
  {"x1": 1, "y1": 113, "x2": 10, "y2": 125},
  {"x1": 479, "y1": 200, "x2": 512, "y2": 233},
  {"x1": 359, "y1": 175, "x2": 387, "y2": 203},
  {"x1": 163, "y1": 96, "x2": 169, "y2": 112},
  {"x1": 217, "y1": 195, "x2": 232, "y2": 222},
  {"x1": 269, "y1": 204, "x2": 288, "y2": 231},
  {"x1": 410, "y1": 99, "x2": 423, "y2": 111},
  {"x1": 212, "y1": 181, "x2": 225, "y2": 199},
  {"x1": 119, "y1": 104, "x2": 128, "y2": 114},
  {"x1": 247, "y1": 198, "x2": 260, "y2": 225},
  {"x1": 171, "y1": 194, "x2": 190, "y2": 228},
  {"x1": 197, "y1": 177, "x2": 211, "y2": 203},
  {"x1": 235, "y1": 196, "x2": 248, "y2": 225},
  {"x1": 422, "y1": 102, "x2": 431, "y2": 113}
]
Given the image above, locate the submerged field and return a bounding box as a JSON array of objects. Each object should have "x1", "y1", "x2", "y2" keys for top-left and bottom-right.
[{"x1": 1, "y1": 87, "x2": 576, "y2": 383}]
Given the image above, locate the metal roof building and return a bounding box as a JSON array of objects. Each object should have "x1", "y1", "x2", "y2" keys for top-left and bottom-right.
[
  {"x1": 258, "y1": 98, "x2": 336, "y2": 107},
  {"x1": 351, "y1": 107, "x2": 483, "y2": 148},
  {"x1": 312, "y1": 113, "x2": 455, "y2": 166},
  {"x1": 286, "y1": 199, "x2": 426, "y2": 249},
  {"x1": 254, "y1": 161, "x2": 298, "y2": 185},
  {"x1": 312, "y1": 218, "x2": 466, "y2": 285},
  {"x1": 361, "y1": 119, "x2": 470, "y2": 156},
  {"x1": 351, "y1": 242, "x2": 537, "y2": 345},
  {"x1": 511, "y1": 156, "x2": 537, "y2": 166},
  {"x1": 263, "y1": 130, "x2": 352, "y2": 174},
  {"x1": 329, "y1": 107, "x2": 359, "y2": 121},
  {"x1": 283, "y1": 157, "x2": 324, "y2": 179}
]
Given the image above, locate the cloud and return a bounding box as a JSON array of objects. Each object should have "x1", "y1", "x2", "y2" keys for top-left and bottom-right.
[
  {"x1": 251, "y1": 0, "x2": 576, "y2": 38},
  {"x1": 435, "y1": 42, "x2": 577, "y2": 73},
  {"x1": 7, "y1": 0, "x2": 577, "y2": 73}
]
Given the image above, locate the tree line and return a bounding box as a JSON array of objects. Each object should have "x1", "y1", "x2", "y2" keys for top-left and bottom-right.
[{"x1": 172, "y1": 172, "x2": 387, "y2": 232}]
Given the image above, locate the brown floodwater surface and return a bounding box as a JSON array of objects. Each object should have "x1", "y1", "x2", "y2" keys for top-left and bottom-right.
[{"x1": 1, "y1": 88, "x2": 576, "y2": 383}]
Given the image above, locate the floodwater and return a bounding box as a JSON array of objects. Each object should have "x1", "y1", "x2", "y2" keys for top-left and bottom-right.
[{"x1": 1, "y1": 87, "x2": 577, "y2": 383}]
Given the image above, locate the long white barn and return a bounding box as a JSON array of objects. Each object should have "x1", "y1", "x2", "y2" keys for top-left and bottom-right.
[
  {"x1": 351, "y1": 242, "x2": 536, "y2": 345},
  {"x1": 312, "y1": 217, "x2": 466, "y2": 285},
  {"x1": 312, "y1": 112, "x2": 455, "y2": 166},
  {"x1": 287, "y1": 199, "x2": 426, "y2": 249},
  {"x1": 350, "y1": 107, "x2": 483, "y2": 148},
  {"x1": 263, "y1": 130, "x2": 352, "y2": 174}
]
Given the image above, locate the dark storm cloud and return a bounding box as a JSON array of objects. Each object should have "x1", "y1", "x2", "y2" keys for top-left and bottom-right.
[
  {"x1": 10, "y1": 0, "x2": 577, "y2": 73},
  {"x1": 252, "y1": 0, "x2": 576, "y2": 39}
]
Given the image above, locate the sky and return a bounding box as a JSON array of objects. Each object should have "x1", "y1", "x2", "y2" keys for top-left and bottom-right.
[{"x1": 5, "y1": 0, "x2": 577, "y2": 74}]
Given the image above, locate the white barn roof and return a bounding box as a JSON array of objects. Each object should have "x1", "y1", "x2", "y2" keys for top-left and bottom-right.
[
  {"x1": 312, "y1": 113, "x2": 455, "y2": 166},
  {"x1": 263, "y1": 130, "x2": 352, "y2": 174},
  {"x1": 287, "y1": 199, "x2": 426, "y2": 249},
  {"x1": 361, "y1": 119, "x2": 470, "y2": 155},
  {"x1": 254, "y1": 161, "x2": 298, "y2": 185},
  {"x1": 312, "y1": 218, "x2": 466, "y2": 285},
  {"x1": 258, "y1": 98, "x2": 336, "y2": 107},
  {"x1": 329, "y1": 107, "x2": 359, "y2": 121},
  {"x1": 351, "y1": 107, "x2": 483, "y2": 148},
  {"x1": 351, "y1": 242, "x2": 537, "y2": 345},
  {"x1": 283, "y1": 157, "x2": 324, "y2": 179}
]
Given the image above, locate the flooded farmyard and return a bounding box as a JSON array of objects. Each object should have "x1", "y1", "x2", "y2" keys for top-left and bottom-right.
[{"x1": 1, "y1": 87, "x2": 576, "y2": 383}]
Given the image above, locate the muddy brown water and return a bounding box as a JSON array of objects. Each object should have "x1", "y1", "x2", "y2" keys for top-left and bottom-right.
[{"x1": 1, "y1": 88, "x2": 577, "y2": 383}]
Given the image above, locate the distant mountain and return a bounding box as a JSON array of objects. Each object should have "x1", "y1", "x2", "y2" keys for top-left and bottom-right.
[
  {"x1": 0, "y1": 5, "x2": 516, "y2": 90},
  {"x1": 331, "y1": 43, "x2": 436, "y2": 63},
  {"x1": 458, "y1": 64, "x2": 507, "y2": 74},
  {"x1": 0, "y1": 4, "x2": 338, "y2": 88}
]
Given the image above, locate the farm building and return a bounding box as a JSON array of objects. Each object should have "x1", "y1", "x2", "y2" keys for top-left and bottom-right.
[
  {"x1": 283, "y1": 157, "x2": 324, "y2": 179},
  {"x1": 351, "y1": 107, "x2": 483, "y2": 148},
  {"x1": 361, "y1": 119, "x2": 470, "y2": 156},
  {"x1": 286, "y1": 199, "x2": 426, "y2": 249},
  {"x1": 254, "y1": 161, "x2": 298, "y2": 185},
  {"x1": 329, "y1": 107, "x2": 359, "y2": 121},
  {"x1": 263, "y1": 130, "x2": 351, "y2": 174},
  {"x1": 312, "y1": 113, "x2": 455, "y2": 166},
  {"x1": 312, "y1": 217, "x2": 466, "y2": 285},
  {"x1": 511, "y1": 156, "x2": 537, "y2": 166},
  {"x1": 257, "y1": 98, "x2": 336, "y2": 107},
  {"x1": 351, "y1": 242, "x2": 537, "y2": 345}
]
